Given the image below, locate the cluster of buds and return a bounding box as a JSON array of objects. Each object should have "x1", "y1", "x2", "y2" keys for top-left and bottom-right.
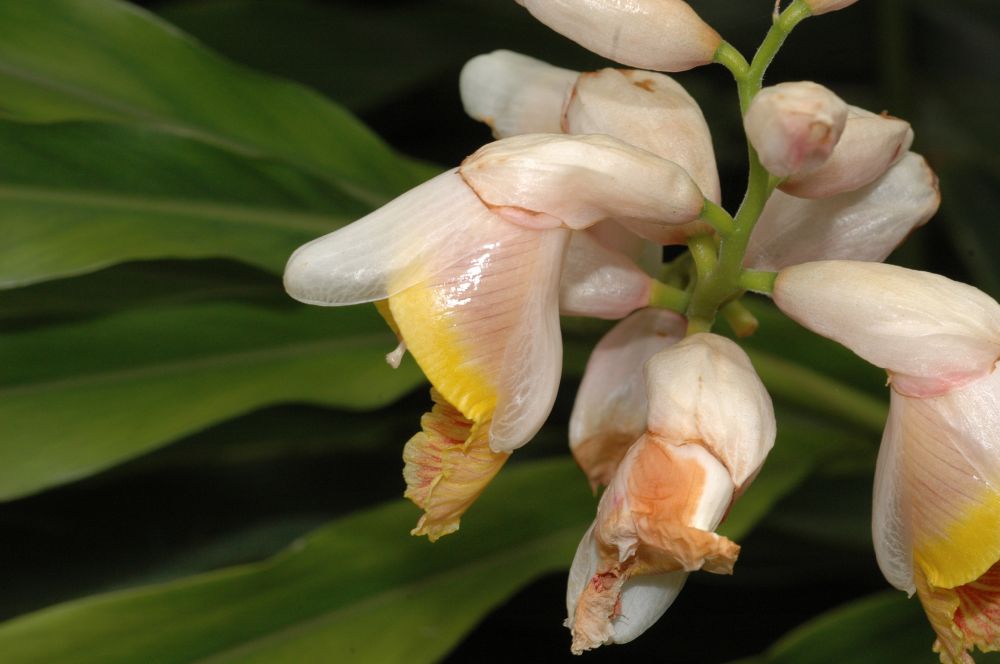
[{"x1": 283, "y1": 0, "x2": 997, "y2": 660}]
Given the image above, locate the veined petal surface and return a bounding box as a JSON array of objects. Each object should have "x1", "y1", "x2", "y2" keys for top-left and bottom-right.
[
  {"x1": 746, "y1": 152, "x2": 939, "y2": 271},
  {"x1": 460, "y1": 50, "x2": 577, "y2": 138},
  {"x1": 559, "y1": 231, "x2": 652, "y2": 320}
]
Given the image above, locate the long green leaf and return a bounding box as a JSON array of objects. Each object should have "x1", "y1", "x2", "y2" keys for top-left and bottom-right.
[
  {"x1": 0, "y1": 302, "x2": 423, "y2": 501},
  {"x1": 0, "y1": 0, "x2": 429, "y2": 202},
  {"x1": 0, "y1": 120, "x2": 369, "y2": 288}
]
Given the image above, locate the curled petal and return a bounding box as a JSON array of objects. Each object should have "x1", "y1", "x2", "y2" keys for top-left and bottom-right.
[
  {"x1": 780, "y1": 106, "x2": 913, "y2": 198},
  {"x1": 916, "y1": 561, "x2": 1000, "y2": 664},
  {"x1": 569, "y1": 308, "x2": 686, "y2": 488},
  {"x1": 460, "y1": 50, "x2": 577, "y2": 137},
  {"x1": 744, "y1": 81, "x2": 848, "y2": 178},
  {"x1": 515, "y1": 0, "x2": 722, "y2": 72},
  {"x1": 773, "y1": 261, "x2": 1000, "y2": 396},
  {"x1": 388, "y1": 219, "x2": 570, "y2": 452},
  {"x1": 745, "y1": 152, "x2": 940, "y2": 271},
  {"x1": 461, "y1": 133, "x2": 705, "y2": 233},
  {"x1": 644, "y1": 334, "x2": 776, "y2": 490},
  {"x1": 563, "y1": 67, "x2": 721, "y2": 202},
  {"x1": 403, "y1": 389, "x2": 509, "y2": 541},
  {"x1": 559, "y1": 231, "x2": 653, "y2": 320}
]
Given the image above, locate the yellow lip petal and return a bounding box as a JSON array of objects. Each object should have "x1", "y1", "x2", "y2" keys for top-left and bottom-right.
[{"x1": 915, "y1": 560, "x2": 1000, "y2": 664}]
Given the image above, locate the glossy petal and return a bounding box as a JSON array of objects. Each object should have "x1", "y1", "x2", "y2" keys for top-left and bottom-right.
[
  {"x1": 745, "y1": 152, "x2": 940, "y2": 271},
  {"x1": 569, "y1": 309, "x2": 686, "y2": 488},
  {"x1": 515, "y1": 0, "x2": 722, "y2": 72},
  {"x1": 284, "y1": 169, "x2": 506, "y2": 306},
  {"x1": 774, "y1": 261, "x2": 1000, "y2": 396},
  {"x1": 780, "y1": 106, "x2": 913, "y2": 198},
  {"x1": 388, "y1": 222, "x2": 570, "y2": 453},
  {"x1": 459, "y1": 50, "x2": 577, "y2": 138},
  {"x1": 559, "y1": 231, "x2": 653, "y2": 320},
  {"x1": 564, "y1": 67, "x2": 721, "y2": 202},
  {"x1": 744, "y1": 81, "x2": 848, "y2": 178},
  {"x1": 644, "y1": 333, "x2": 776, "y2": 490},
  {"x1": 460, "y1": 133, "x2": 705, "y2": 233}
]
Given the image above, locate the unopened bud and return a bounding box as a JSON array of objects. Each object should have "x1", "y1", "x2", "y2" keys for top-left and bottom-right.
[
  {"x1": 515, "y1": 0, "x2": 722, "y2": 73},
  {"x1": 744, "y1": 81, "x2": 848, "y2": 178},
  {"x1": 802, "y1": 0, "x2": 861, "y2": 15}
]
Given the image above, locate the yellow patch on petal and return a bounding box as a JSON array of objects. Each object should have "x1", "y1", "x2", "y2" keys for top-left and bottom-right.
[
  {"x1": 388, "y1": 283, "x2": 497, "y2": 425},
  {"x1": 914, "y1": 488, "x2": 1000, "y2": 590},
  {"x1": 403, "y1": 389, "x2": 509, "y2": 542},
  {"x1": 916, "y1": 560, "x2": 1000, "y2": 664}
]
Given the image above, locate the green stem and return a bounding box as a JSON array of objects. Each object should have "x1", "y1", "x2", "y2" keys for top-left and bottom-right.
[
  {"x1": 739, "y1": 269, "x2": 778, "y2": 294},
  {"x1": 714, "y1": 41, "x2": 750, "y2": 81},
  {"x1": 688, "y1": 234, "x2": 718, "y2": 280},
  {"x1": 721, "y1": 300, "x2": 760, "y2": 338},
  {"x1": 700, "y1": 199, "x2": 736, "y2": 236},
  {"x1": 648, "y1": 280, "x2": 690, "y2": 313}
]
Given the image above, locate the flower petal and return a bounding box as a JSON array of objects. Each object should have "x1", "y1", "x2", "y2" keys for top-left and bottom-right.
[
  {"x1": 515, "y1": 0, "x2": 722, "y2": 73},
  {"x1": 563, "y1": 67, "x2": 721, "y2": 202},
  {"x1": 569, "y1": 308, "x2": 686, "y2": 488},
  {"x1": 461, "y1": 133, "x2": 705, "y2": 232},
  {"x1": 773, "y1": 261, "x2": 1000, "y2": 396},
  {"x1": 916, "y1": 561, "x2": 1000, "y2": 664},
  {"x1": 745, "y1": 152, "x2": 940, "y2": 271},
  {"x1": 559, "y1": 230, "x2": 653, "y2": 320},
  {"x1": 284, "y1": 169, "x2": 506, "y2": 306},
  {"x1": 872, "y1": 397, "x2": 916, "y2": 594},
  {"x1": 388, "y1": 220, "x2": 570, "y2": 452},
  {"x1": 403, "y1": 389, "x2": 509, "y2": 541},
  {"x1": 459, "y1": 50, "x2": 577, "y2": 137}
]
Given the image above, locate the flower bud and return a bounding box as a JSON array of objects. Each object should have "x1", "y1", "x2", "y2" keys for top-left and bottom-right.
[
  {"x1": 780, "y1": 106, "x2": 913, "y2": 198},
  {"x1": 459, "y1": 50, "x2": 577, "y2": 138},
  {"x1": 744, "y1": 81, "x2": 848, "y2": 178},
  {"x1": 802, "y1": 0, "x2": 861, "y2": 14},
  {"x1": 559, "y1": 231, "x2": 653, "y2": 320},
  {"x1": 773, "y1": 261, "x2": 1000, "y2": 397},
  {"x1": 744, "y1": 152, "x2": 940, "y2": 271},
  {"x1": 460, "y1": 133, "x2": 705, "y2": 232},
  {"x1": 568, "y1": 309, "x2": 686, "y2": 488},
  {"x1": 564, "y1": 68, "x2": 721, "y2": 202},
  {"x1": 515, "y1": 0, "x2": 722, "y2": 73}
]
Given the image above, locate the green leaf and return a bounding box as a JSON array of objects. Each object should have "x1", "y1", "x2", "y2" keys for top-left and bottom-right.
[
  {"x1": 0, "y1": 0, "x2": 430, "y2": 202},
  {"x1": 0, "y1": 302, "x2": 423, "y2": 501},
  {"x1": 0, "y1": 120, "x2": 373, "y2": 288}
]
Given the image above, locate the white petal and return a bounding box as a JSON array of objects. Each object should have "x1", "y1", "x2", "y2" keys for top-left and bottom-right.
[
  {"x1": 459, "y1": 50, "x2": 577, "y2": 138},
  {"x1": 872, "y1": 397, "x2": 916, "y2": 594},
  {"x1": 745, "y1": 152, "x2": 940, "y2": 271},
  {"x1": 565, "y1": 522, "x2": 600, "y2": 627},
  {"x1": 284, "y1": 169, "x2": 501, "y2": 305},
  {"x1": 773, "y1": 261, "x2": 1000, "y2": 396},
  {"x1": 516, "y1": 0, "x2": 722, "y2": 73},
  {"x1": 560, "y1": 231, "x2": 652, "y2": 319},
  {"x1": 780, "y1": 106, "x2": 913, "y2": 199},
  {"x1": 611, "y1": 572, "x2": 688, "y2": 644},
  {"x1": 644, "y1": 334, "x2": 776, "y2": 490},
  {"x1": 587, "y1": 220, "x2": 663, "y2": 276},
  {"x1": 461, "y1": 133, "x2": 705, "y2": 231},
  {"x1": 564, "y1": 68, "x2": 721, "y2": 202}
]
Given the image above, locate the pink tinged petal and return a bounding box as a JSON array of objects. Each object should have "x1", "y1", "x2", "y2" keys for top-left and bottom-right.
[
  {"x1": 587, "y1": 220, "x2": 663, "y2": 276},
  {"x1": 773, "y1": 261, "x2": 1000, "y2": 396},
  {"x1": 460, "y1": 133, "x2": 705, "y2": 234},
  {"x1": 745, "y1": 152, "x2": 940, "y2": 271},
  {"x1": 743, "y1": 81, "x2": 848, "y2": 178},
  {"x1": 563, "y1": 68, "x2": 721, "y2": 202},
  {"x1": 780, "y1": 106, "x2": 914, "y2": 198},
  {"x1": 569, "y1": 309, "x2": 686, "y2": 488},
  {"x1": 515, "y1": 0, "x2": 722, "y2": 73},
  {"x1": 284, "y1": 169, "x2": 506, "y2": 306},
  {"x1": 644, "y1": 333, "x2": 776, "y2": 491},
  {"x1": 559, "y1": 231, "x2": 653, "y2": 320},
  {"x1": 459, "y1": 50, "x2": 577, "y2": 138},
  {"x1": 803, "y1": 0, "x2": 861, "y2": 14}
]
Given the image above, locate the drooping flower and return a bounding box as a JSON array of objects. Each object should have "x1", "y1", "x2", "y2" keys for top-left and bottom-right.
[
  {"x1": 773, "y1": 260, "x2": 1000, "y2": 663},
  {"x1": 566, "y1": 333, "x2": 776, "y2": 652}
]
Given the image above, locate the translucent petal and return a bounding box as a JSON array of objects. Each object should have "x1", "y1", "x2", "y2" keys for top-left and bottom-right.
[
  {"x1": 610, "y1": 572, "x2": 688, "y2": 644},
  {"x1": 569, "y1": 309, "x2": 685, "y2": 488},
  {"x1": 564, "y1": 68, "x2": 720, "y2": 202},
  {"x1": 516, "y1": 0, "x2": 722, "y2": 73},
  {"x1": 774, "y1": 261, "x2": 1000, "y2": 395},
  {"x1": 644, "y1": 334, "x2": 776, "y2": 490},
  {"x1": 746, "y1": 152, "x2": 940, "y2": 271},
  {"x1": 461, "y1": 133, "x2": 704, "y2": 231},
  {"x1": 780, "y1": 106, "x2": 913, "y2": 199},
  {"x1": 459, "y1": 50, "x2": 577, "y2": 138},
  {"x1": 284, "y1": 169, "x2": 505, "y2": 306},
  {"x1": 872, "y1": 396, "x2": 916, "y2": 593},
  {"x1": 559, "y1": 231, "x2": 652, "y2": 320}
]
